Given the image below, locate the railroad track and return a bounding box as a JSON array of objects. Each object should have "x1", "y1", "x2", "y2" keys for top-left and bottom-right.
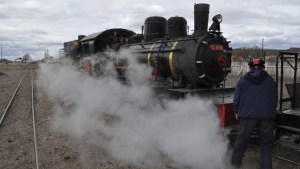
[
  {"x1": 247, "y1": 143, "x2": 300, "y2": 169},
  {"x1": 0, "y1": 62, "x2": 299, "y2": 169},
  {"x1": 0, "y1": 64, "x2": 39, "y2": 169}
]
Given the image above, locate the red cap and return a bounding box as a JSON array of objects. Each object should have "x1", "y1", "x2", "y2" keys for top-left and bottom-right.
[{"x1": 248, "y1": 59, "x2": 265, "y2": 67}]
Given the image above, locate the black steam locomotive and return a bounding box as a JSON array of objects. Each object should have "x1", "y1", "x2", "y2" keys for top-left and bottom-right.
[
  {"x1": 64, "y1": 3, "x2": 232, "y2": 89},
  {"x1": 63, "y1": 3, "x2": 300, "y2": 144},
  {"x1": 64, "y1": 3, "x2": 238, "y2": 129}
]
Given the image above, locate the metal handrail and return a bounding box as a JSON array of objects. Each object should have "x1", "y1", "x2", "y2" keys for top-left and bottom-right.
[{"x1": 276, "y1": 52, "x2": 299, "y2": 110}]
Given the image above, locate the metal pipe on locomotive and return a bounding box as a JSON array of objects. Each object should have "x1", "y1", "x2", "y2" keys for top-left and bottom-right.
[{"x1": 115, "y1": 3, "x2": 232, "y2": 89}]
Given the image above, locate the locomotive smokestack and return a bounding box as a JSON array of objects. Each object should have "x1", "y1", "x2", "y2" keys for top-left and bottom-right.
[
  {"x1": 78, "y1": 35, "x2": 86, "y2": 41},
  {"x1": 194, "y1": 3, "x2": 209, "y2": 34}
]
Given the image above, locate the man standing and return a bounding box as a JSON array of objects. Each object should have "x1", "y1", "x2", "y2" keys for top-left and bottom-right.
[{"x1": 231, "y1": 59, "x2": 277, "y2": 169}]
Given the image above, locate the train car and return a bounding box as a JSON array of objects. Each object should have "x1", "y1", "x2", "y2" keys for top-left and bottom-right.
[
  {"x1": 79, "y1": 28, "x2": 142, "y2": 57},
  {"x1": 63, "y1": 38, "x2": 82, "y2": 62},
  {"x1": 275, "y1": 52, "x2": 300, "y2": 144},
  {"x1": 76, "y1": 29, "x2": 143, "y2": 75}
]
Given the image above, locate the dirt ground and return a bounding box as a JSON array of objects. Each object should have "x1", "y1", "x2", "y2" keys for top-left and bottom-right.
[{"x1": 0, "y1": 62, "x2": 299, "y2": 169}]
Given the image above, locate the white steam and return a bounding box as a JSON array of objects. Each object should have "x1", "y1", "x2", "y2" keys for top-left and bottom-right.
[{"x1": 36, "y1": 49, "x2": 229, "y2": 169}]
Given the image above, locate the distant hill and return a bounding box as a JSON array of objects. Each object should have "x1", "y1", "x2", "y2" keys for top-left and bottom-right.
[
  {"x1": 0, "y1": 59, "x2": 13, "y2": 63},
  {"x1": 232, "y1": 47, "x2": 300, "y2": 61},
  {"x1": 285, "y1": 47, "x2": 300, "y2": 53}
]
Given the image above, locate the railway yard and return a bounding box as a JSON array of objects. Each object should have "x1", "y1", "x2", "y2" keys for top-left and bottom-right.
[{"x1": 0, "y1": 62, "x2": 300, "y2": 169}]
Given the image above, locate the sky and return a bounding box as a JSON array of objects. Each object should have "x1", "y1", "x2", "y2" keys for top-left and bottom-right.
[{"x1": 0, "y1": 0, "x2": 299, "y2": 60}]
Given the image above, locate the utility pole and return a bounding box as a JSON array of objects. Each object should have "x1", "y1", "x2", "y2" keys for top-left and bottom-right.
[
  {"x1": 261, "y1": 38, "x2": 265, "y2": 60},
  {"x1": 44, "y1": 49, "x2": 49, "y2": 59},
  {"x1": 1, "y1": 46, "x2": 2, "y2": 60}
]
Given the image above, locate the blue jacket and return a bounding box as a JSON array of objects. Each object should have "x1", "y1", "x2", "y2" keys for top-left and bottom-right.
[{"x1": 233, "y1": 68, "x2": 277, "y2": 119}]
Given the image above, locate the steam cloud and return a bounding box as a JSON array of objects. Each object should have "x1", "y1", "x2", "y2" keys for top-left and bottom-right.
[{"x1": 36, "y1": 49, "x2": 229, "y2": 169}]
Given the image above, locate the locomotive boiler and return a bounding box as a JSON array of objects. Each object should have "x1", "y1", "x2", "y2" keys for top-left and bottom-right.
[{"x1": 115, "y1": 3, "x2": 232, "y2": 89}]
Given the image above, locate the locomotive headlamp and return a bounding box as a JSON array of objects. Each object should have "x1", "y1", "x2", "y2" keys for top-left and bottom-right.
[
  {"x1": 212, "y1": 14, "x2": 222, "y2": 23},
  {"x1": 209, "y1": 14, "x2": 222, "y2": 32}
]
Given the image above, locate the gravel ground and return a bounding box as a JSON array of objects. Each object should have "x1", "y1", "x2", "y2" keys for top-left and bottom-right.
[{"x1": 0, "y1": 62, "x2": 299, "y2": 169}]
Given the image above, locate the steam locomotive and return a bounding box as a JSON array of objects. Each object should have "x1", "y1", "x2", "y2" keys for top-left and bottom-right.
[
  {"x1": 64, "y1": 3, "x2": 231, "y2": 88},
  {"x1": 63, "y1": 3, "x2": 238, "y2": 129},
  {"x1": 63, "y1": 3, "x2": 300, "y2": 145}
]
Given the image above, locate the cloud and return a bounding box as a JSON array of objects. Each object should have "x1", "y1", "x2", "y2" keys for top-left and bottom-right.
[
  {"x1": 24, "y1": 0, "x2": 42, "y2": 10},
  {"x1": 1, "y1": 0, "x2": 300, "y2": 60},
  {"x1": 0, "y1": 12, "x2": 7, "y2": 19}
]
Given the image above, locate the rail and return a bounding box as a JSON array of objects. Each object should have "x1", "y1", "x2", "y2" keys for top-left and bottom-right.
[
  {"x1": 31, "y1": 66, "x2": 39, "y2": 169},
  {"x1": 0, "y1": 65, "x2": 30, "y2": 126},
  {"x1": 0, "y1": 64, "x2": 39, "y2": 169},
  {"x1": 249, "y1": 145, "x2": 300, "y2": 169}
]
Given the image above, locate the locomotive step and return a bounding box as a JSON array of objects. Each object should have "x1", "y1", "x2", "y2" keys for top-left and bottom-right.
[{"x1": 277, "y1": 125, "x2": 300, "y2": 134}]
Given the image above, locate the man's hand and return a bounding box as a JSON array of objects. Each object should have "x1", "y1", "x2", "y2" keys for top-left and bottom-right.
[{"x1": 235, "y1": 113, "x2": 239, "y2": 120}]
